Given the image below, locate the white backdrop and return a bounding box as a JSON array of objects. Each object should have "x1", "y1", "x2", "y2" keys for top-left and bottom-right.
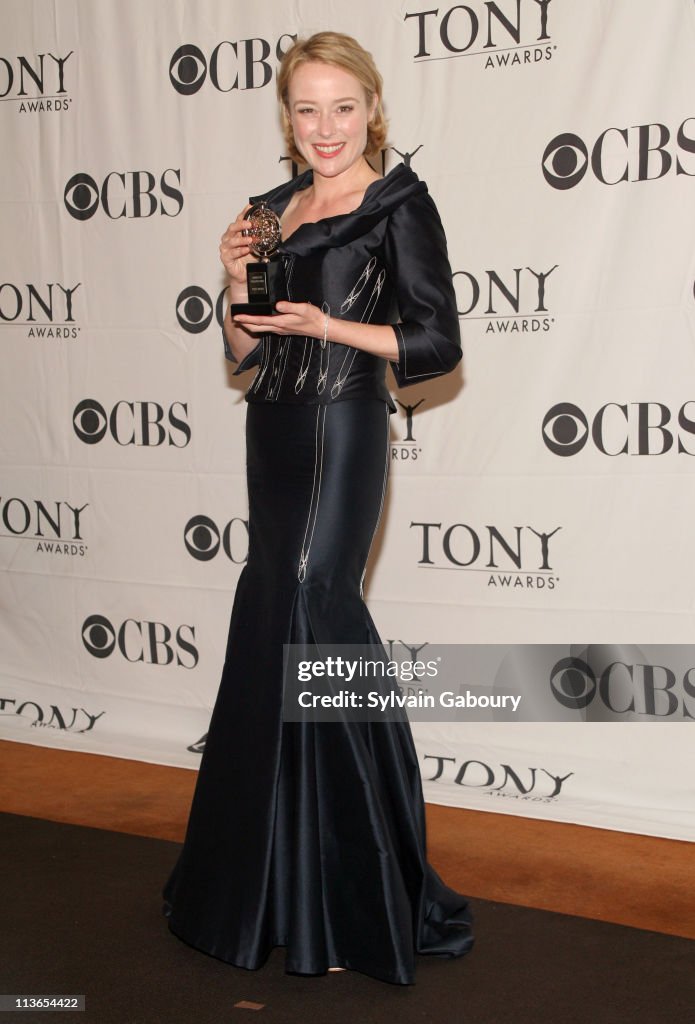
[{"x1": 1, "y1": 0, "x2": 694, "y2": 840}]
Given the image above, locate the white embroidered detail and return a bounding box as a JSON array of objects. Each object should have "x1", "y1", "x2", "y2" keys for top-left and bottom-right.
[
  {"x1": 331, "y1": 269, "x2": 385, "y2": 399},
  {"x1": 294, "y1": 337, "x2": 311, "y2": 393},
  {"x1": 272, "y1": 335, "x2": 290, "y2": 399},
  {"x1": 284, "y1": 254, "x2": 295, "y2": 297},
  {"x1": 268, "y1": 337, "x2": 291, "y2": 400},
  {"x1": 339, "y1": 257, "x2": 377, "y2": 314},
  {"x1": 298, "y1": 405, "x2": 326, "y2": 582},
  {"x1": 317, "y1": 358, "x2": 328, "y2": 394},
  {"x1": 250, "y1": 338, "x2": 271, "y2": 394}
]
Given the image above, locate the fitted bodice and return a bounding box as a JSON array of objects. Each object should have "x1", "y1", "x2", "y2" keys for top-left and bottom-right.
[{"x1": 223, "y1": 164, "x2": 462, "y2": 411}]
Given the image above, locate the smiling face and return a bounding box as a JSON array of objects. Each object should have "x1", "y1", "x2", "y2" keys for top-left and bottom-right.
[{"x1": 287, "y1": 61, "x2": 377, "y2": 180}]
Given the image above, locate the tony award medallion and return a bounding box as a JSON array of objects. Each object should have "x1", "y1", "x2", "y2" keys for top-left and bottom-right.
[{"x1": 230, "y1": 202, "x2": 287, "y2": 315}]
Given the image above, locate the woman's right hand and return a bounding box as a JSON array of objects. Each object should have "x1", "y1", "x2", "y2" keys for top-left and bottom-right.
[{"x1": 219, "y1": 205, "x2": 254, "y2": 285}]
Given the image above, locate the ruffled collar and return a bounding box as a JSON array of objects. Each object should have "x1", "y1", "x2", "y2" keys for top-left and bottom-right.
[{"x1": 249, "y1": 163, "x2": 427, "y2": 256}]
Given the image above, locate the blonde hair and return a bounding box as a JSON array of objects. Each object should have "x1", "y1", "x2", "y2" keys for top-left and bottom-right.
[{"x1": 277, "y1": 32, "x2": 387, "y2": 162}]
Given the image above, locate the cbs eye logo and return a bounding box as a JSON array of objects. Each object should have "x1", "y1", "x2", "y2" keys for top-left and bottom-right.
[
  {"x1": 176, "y1": 286, "x2": 228, "y2": 334},
  {"x1": 169, "y1": 45, "x2": 207, "y2": 95},
  {"x1": 542, "y1": 402, "x2": 588, "y2": 456},
  {"x1": 549, "y1": 657, "x2": 597, "y2": 709},
  {"x1": 73, "y1": 399, "x2": 108, "y2": 444},
  {"x1": 184, "y1": 515, "x2": 248, "y2": 562},
  {"x1": 542, "y1": 133, "x2": 588, "y2": 190},
  {"x1": 184, "y1": 515, "x2": 220, "y2": 560},
  {"x1": 63, "y1": 173, "x2": 100, "y2": 220},
  {"x1": 81, "y1": 615, "x2": 115, "y2": 658}
]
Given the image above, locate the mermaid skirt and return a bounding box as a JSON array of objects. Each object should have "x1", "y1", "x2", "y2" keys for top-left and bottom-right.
[{"x1": 162, "y1": 398, "x2": 473, "y2": 985}]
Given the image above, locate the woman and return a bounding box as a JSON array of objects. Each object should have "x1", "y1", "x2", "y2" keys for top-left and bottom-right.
[{"x1": 163, "y1": 31, "x2": 473, "y2": 986}]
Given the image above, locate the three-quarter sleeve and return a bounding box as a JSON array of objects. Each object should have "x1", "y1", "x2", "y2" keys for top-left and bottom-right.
[{"x1": 383, "y1": 190, "x2": 462, "y2": 387}]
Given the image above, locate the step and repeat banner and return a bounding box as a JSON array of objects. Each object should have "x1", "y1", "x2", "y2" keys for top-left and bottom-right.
[{"x1": 1, "y1": 1, "x2": 694, "y2": 840}]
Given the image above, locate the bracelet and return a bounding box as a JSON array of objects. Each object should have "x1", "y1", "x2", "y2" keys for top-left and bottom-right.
[{"x1": 321, "y1": 302, "x2": 330, "y2": 349}]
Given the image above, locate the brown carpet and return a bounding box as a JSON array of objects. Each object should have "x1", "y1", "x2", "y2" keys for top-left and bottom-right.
[
  {"x1": 1, "y1": 739, "x2": 693, "y2": 940},
  {"x1": 1, "y1": 812, "x2": 693, "y2": 1024}
]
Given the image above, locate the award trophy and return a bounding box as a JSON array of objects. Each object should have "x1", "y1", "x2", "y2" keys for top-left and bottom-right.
[{"x1": 230, "y1": 202, "x2": 287, "y2": 315}]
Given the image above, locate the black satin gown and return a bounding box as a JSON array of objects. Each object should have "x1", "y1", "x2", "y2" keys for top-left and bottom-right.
[{"x1": 163, "y1": 165, "x2": 474, "y2": 985}]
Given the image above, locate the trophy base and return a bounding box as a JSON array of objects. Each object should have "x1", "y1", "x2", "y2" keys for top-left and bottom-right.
[
  {"x1": 230, "y1": 259, "x2": 286, "y2": 317},
  {"x1": 229, "y1": 301, "x2": 275, "y2": 315}
]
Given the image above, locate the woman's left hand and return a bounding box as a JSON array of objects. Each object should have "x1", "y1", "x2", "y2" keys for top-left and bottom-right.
[{"x1": 232, "y1": 301, "x2": 326, "y2": 338}]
